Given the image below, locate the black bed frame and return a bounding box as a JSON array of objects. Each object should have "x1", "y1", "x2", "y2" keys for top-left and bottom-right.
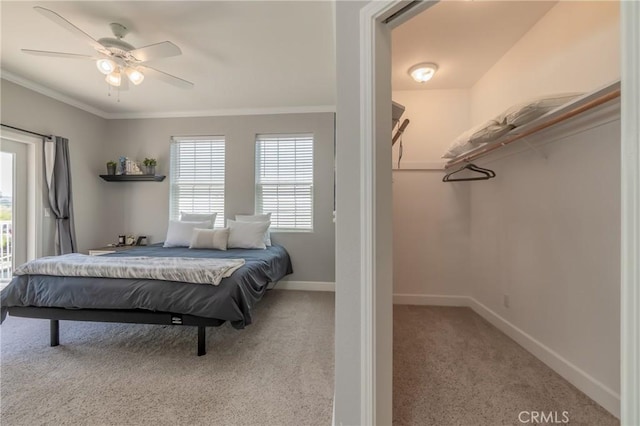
[{"x1": 7, "y1": 307, "x2": 225, "y2": 356}]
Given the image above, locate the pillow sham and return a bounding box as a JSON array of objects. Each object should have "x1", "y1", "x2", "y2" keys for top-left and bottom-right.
[
  {"x1": 180, "y1": 212, "x2": 217, "y2": 228},
  {"x1": 227, "y1": 219, "x2": 271, "y2": 250},
  {"x1": 164, "y1": 220, "x2": 212, "y2": 247},
  {"x1": 497, "y1": 93, "x2": 583, "y2": 128},
  {"x1": 442, "y1": 120, "x2": 513, "y2": 159},
  {"x1": 189, "y1": 227, "x2": 230, "y2": 250},
  {"x1": 235, "y1": 213, "x2": 272, "y2": 246}
]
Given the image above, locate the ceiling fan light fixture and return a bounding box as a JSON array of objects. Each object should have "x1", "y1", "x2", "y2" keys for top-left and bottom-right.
[
  {"x1": 96, "y1": 58, "x2": 116, "y2": 75},
  {"x1": 409, "y1": 62, "x2": 438, "y2": 83},
  {"x1": 105, "y1": 69, "x2": 122, "y2": 87},
  {"x1": 126, "y1": 68, "x2": 145, "y2": 85}
]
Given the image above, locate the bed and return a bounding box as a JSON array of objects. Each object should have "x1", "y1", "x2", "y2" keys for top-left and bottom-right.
[{"x1": 0, "y1": 243, "x2": 293, "y2": 355}]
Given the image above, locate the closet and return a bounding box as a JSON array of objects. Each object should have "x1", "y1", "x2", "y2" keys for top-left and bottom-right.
[{"x1": 390, "y1": 1, "x2": 620, "y2": 423}]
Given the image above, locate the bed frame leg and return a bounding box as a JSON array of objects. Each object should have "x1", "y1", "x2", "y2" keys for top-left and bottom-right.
[
  {"x1": 50, "y1": 320, "x2": 59, "y2": 347},
  {"x1": 197, "y1": 326, "x2": 206, "y2": 356}
]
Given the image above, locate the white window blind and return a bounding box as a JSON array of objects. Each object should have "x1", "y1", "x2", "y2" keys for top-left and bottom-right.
[
  {"x1": 170, "y1": 136, "x2": 225, "y2": 228},
  {"x1": 255, "y1": 134, "x2": 313, "y2": 231}
]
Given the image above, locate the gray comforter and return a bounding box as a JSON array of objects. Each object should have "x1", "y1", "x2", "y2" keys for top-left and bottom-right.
[{"x1": 0, "y1": 244, "x2": 292, "y2": 329}]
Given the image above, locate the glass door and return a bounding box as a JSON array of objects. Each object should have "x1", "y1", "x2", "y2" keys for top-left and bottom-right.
[{"x1": 0, "y1": 139, "x2": 28, "y2": 285}]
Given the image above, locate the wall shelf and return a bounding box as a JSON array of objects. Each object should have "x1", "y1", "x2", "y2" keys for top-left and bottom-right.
[{"x1": 100, "y1": 175, "x2": 166, "y2": 182}]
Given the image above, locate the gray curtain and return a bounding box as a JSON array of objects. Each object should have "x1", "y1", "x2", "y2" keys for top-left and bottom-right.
[{"x1": 44, "y1": 136, "x2": 77, "y2": 254}]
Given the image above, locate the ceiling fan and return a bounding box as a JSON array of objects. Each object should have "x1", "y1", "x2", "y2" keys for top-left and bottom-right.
[{"x1": 22, "y1": 6, "x2": 194, "y2": 91}]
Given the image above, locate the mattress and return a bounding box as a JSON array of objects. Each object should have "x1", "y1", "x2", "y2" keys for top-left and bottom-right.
[{"x1": 0, "y1": 244, "x2": 293, "y2": 329}]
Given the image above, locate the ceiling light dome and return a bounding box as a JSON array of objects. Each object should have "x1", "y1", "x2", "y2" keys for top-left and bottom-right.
[
  {"x1": 105, "y1": 69, "x2": 122, "y2": 87},
  {"x1": 126, "y1": 68, "x2": 145, "y2": 85},
  {"x1": 96, "y1": 58, "x2": 116, "y2": 75},
  {"x1": 408, "y1": 63, "x2": 438, "y2": 83}
]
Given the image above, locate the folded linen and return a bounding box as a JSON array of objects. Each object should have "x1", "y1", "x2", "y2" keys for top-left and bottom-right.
[{"x1": 14, "y1": 254, "x2": 245, "y2": 286}]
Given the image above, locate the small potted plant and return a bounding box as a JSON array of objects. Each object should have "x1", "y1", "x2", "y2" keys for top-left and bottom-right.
[
  {"x1": 106, "y1": 161, "x2": 117, "y2": 175},
  {"x1": 143, "y1": 158, "x2": 157, "y2": 175}
]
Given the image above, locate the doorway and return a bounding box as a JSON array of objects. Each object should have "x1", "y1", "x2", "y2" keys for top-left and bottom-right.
[
  {"x1": 0, "y1": 130, "x2": 44, "y2": 284},
  {"x1": 336, "y1": 0, "x2": 640, "y2": 424}
]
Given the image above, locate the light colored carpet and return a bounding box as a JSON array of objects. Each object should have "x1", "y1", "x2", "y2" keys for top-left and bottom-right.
[
  {"x1": 393, "y1": 305, "x2": 619, "y2": 426},
  {"x1": 0, "y1": 290, "x2": 334, "y2": 426}
]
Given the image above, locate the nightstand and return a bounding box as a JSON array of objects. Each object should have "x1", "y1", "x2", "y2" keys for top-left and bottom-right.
[{"x1": 88, "y1": 246, "x2": 135, "y2": 256}]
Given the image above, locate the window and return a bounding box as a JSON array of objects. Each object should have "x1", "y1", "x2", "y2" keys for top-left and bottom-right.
[
  {"x1": 255, "y1": 134, "x2": 313, "y2": 231},
  {"x1": 170, "y1": 136, "x2": 225, "y2": 228}
]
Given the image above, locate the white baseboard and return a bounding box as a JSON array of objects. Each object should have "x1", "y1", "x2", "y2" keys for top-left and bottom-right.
[
  {"x1": 393, "y1": 293, "x2": 620, "y2": 418},
  {"x1": 467, "y1": 298, "x2": 620, "y2": 418},
  {"x1": 393, "y1": 293, "x2": 468, "y2": 306},
  {"x1": 271, "y1": 280, "x2": 335, "y2": 292}
]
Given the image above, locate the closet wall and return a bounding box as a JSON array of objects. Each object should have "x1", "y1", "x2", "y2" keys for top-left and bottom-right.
[
  {"x1": 466, "y1": 1, "x2": 620, "y2": 413},
  {"x1": 392, "y1": 90, "x2": 471, "y2": 300},
  {"x1": 392, "y1": 0, "x2": 620, "y2": 415}
]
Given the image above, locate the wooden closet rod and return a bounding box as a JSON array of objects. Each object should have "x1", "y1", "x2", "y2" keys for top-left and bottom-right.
[{"x1": 444, "y1": 87, "x2": 621, "y2": 169}]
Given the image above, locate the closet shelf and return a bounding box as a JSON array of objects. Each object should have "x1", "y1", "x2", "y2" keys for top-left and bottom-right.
[{"x1": 444, "y1": 80, "x2": 621, "y2": 169}]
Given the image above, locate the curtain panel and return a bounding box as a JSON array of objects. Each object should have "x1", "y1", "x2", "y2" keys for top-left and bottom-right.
[{"x1": 44, "y1": 136, "x2": 77, "y2": 254}]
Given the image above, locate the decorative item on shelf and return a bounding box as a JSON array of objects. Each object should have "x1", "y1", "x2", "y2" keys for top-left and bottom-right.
[
  {"x1": 126, "y1": 235, "x2": 136, "y2": 246},
  {"x1": 143, "y1": 157, "x2": 157, "y2": 175},
  {"x1": 118, "y1": 235, "x2": 126, "y2": 246},
  {"x1": 118, "y1": 156, "x2": 144, "y2": 175},
  {"x1": 136, "y1": 236, "x2": 148, "y2": 246},
  {"x1": 106, "y1": 161, "x2": 117, "y2": 175}
]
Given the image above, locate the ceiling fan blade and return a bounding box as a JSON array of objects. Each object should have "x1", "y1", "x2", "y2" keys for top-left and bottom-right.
[
  {"x1": 129, "y1": 41, "x2": 182, "y2": 63},
  {"x1": 139, "y1": 65, "x2": 194, "y2": 89},
  {"x1": 34, "y1": 6, "x2": 105, "y2": 51},
  {"x1": 22, "y1": 49, "x2": 95, "y2": 60}
]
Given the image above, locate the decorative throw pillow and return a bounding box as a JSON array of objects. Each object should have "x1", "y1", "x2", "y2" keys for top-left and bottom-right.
[
  {"x1": 235, "y1": 213, "x2": 272, "y2": 246},
  {"x1": 227, "y1": 219, "x2": 271, "y2": 249},
  {"x1": 180, "y1": 212, "x2": 217, "y2": 228},
  {"x1": 497, "y1": 93, "x2": 583, "y2": 128},
  {"x1": 163, "y1": 220, "x2": 212, "y2": 247},
  {"x1": 189, "y1": 227, "x2": 230, "y2": 250}
]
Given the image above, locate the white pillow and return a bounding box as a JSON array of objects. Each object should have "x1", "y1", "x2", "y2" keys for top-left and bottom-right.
[
  {"x1": 164, "y1": 220, "x2": 212, "y2": 247},
  {"x1": 227, "y1": 219, "x2": 271, "y2": 249},
  {"x1": 442, "y1": 120, "x2": 512, "y2": 159},
  {"x1": 189, "y1": 227, "x2": 229, "y2": 250},
  {"x1": 497, "y1": 93, "x2": 582, "y2": 128},
  {"x1": 235, "y1": 213, "x2": 272, "y2": 246},
  {"x1": 180, "y1": 212, "x2": 217, "y2": 228}
]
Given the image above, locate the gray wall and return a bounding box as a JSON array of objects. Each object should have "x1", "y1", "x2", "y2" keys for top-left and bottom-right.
[
  {"x1": 1, "y1": 79, "x2": 108, "y2": 254},
  {"x1": 1, "y1": 80, "x2": 335, "y2": 283},
  {"x1": 334, "y1": 1, "x2": 368, "y2": 424},
  {"x1": 103, "y1": 113, "x2": 335, "y2": 283}
]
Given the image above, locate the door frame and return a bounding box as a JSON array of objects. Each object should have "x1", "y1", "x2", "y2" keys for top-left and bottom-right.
[
  {"x1": 359, "y1": 1, "x2": 639, "y2": 424},
  {"x1": 0, "y1": 128, "x2": 44, "y2": 261}
]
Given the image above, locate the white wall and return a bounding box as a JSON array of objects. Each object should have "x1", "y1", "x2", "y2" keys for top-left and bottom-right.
[
  {"x1": 391, "y1": 89, "x2": 471, "y2": 299},
  {"x1": 469, "y1": 112, "x2": 621, "y2": 413},
  {"x1": 392, "y1": 89, "x2": 469, "y2": 165},
  {"x1": 103, "y1": 113, "x2": 335, "y2": 283},
  {"x1": 1, "y1": 79, "x2": 108, "y2": 254},
  {"x1": 470, "y1": 1, "x2": 620, "y2": 125}
]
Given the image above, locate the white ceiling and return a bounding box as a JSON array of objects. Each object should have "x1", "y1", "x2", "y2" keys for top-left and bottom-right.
[
  {"x1": 392, "y1": 1, "x2": 557, "y2": 91},
  {"x1": 1, "y1": 1, "x2": 336, "y2": 118}
]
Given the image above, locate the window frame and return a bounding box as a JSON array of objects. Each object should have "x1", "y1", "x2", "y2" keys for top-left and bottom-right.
[
  {"x1": 255, "y1": 133, "x2": 314, "y2": 232},
  {"x1": 169, "y1": 136, "x2": 226, "y2": 228}
]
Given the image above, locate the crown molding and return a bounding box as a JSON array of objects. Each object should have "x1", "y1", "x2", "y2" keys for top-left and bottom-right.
[
  {"x1": 1, "y1": 70, "x2": 336, "y2": 120},
  {"x1": 105, "y1": 105, "x2": 337, "y2": 120},
  {"x1": 1, "y1": 69, "x2": 110, "y2": 118}
]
